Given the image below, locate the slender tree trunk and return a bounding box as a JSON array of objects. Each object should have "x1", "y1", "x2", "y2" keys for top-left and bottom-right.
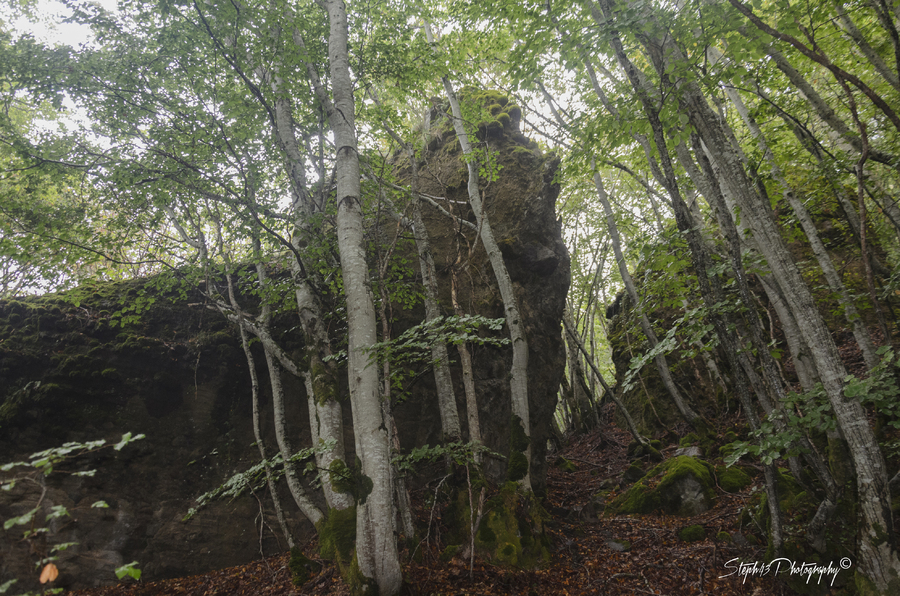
[
  {"x1": 426, "y1": 20, "x2": 533, "y2": 489},
  {"x1": 591, "y1": 161, "x2": 703, "y2": 429},
  {"x1": 564, "y1": 308, "x2": 598, "y2": 432},
  {"x1": 677, "y1": 47, "x2": 900, "y2": 596},
  {"x1": 451, "y1": 264, "x2": 483, "y2": 457},
  {"x1": 254, "y1": 260, "x2": 325, "y2": 526},
  {"x1": 268, "y1": 45, "x2": 351, "y2": 514},
  {"x1": 407, "y1": 152, "x2": 462, "y2": 442},
  {"x1": 831, "y1": 0, "x2": 900, "y2": 93},
  {"x1": 563, "y1": 315, "x2": 647, "y2": 446},
  {"x1": 724, "y1": 84, "x2": 880, "y2": 370},
  {"x1": 227, "y1": 272, "x2": 296, "y2": 548}
]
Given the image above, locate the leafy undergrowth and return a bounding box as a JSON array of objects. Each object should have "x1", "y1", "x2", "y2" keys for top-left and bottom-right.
[{"x1": 69, "y1": 424, "x2": 790, "y2": 596}]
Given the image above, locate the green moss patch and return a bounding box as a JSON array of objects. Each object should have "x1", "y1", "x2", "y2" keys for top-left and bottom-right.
[
  {"x1": 715, "y1": 465, "x2": 753, "y2": 492},
  {"x1": 678, "y1": 525, "x2": 706, "y2": 542},
  {"x1": 318, "y1": 506, "x2": 357, "y2": 566},
  {"x1": 447, "y1": 481, "x2": 549, "y2": 569},
  {"x1": 626, "y1": 439, "x2": 663, "y2": 461},
  {"x1": 289, "y1": 547, "x2": 322, "y2": 586},
  {"x1": 555, "y1": 457, "x2": 577, "y2": 473},
  {"x1": 508, "y1": 414, "x2": 531, "y2": 482}
]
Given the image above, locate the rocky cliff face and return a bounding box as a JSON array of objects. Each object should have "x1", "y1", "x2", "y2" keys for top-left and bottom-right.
[
  {"x1": 0, "y1": 91, "x2": 569, "y2": 590},
  {"x1": 0, "y1": 282, "x2": 314, "y2": 591}
]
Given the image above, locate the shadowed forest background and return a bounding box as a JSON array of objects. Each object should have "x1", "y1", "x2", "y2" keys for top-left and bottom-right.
[{"x1": 2, "y1": 0, "x2": 900, "y2": 594}]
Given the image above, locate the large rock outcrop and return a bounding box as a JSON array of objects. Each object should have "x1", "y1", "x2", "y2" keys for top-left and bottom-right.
[
  {"x1": 0, "y1": 89, "x2": 569, "y2": 590},
  {"x1": 391, "y1": 89, "x2": 569, "y2": 495}
]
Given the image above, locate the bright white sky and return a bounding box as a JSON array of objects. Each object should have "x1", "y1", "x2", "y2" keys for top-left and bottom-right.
[{"x1": 12, "y1": 0, "x2": 117, "y2": 46}]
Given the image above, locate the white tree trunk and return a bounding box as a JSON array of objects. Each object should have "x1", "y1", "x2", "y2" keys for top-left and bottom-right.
[
  {"x1": 228, "y1": 273, "x2": 296, "y2": 548},
  {"x1": 323, "y1": 1, "x2": 401, "y2": 592},
  {"x1": 255, "y1": 261, "x2": 325, "y2": 526},
  {"x1": 451, "y1": 265, "x2": 483, "y2": 456},
  {"x1": 268, "y1": 44, "x2": 351, "y2": 515},
  {"x1": 407, "y1": 148, "x2": 462, "y2": 442},
  {"x1": 680, "y1": 67, "x2": 900, "y2": 593},
  {"x1": 722, "y1": 72, "x2": 880, "y2": 371}
]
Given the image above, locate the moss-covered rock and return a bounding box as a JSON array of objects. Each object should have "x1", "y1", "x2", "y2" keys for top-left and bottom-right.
[
  {"x1": 607, "y1": 456, "x2": 716, "y2": 516},
  {"x1": 440, "y1": 544, "x2": 460, "y2": 562},
  {"x1": 445, "y1": 481, "x2": 550, "y2": 569},
  {"x1": 715, "y1": 465, "x2": 753, "y2": 492},
  {"x1": 678, "y1": 525, "x2": 706, "y2": 542},
  {"x1": 622, "y1": 461, "x2": 646, "y2": 485}
]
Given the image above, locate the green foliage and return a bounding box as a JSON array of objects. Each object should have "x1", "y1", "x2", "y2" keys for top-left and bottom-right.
[
  {"x1": 0, "y1": 434, "x2": 144, "y2": 591},
  {"x1": 114, "y1": 561, "x2": 141, "y2": 581},
  {"x1": 365, "y1": 315, "x2": 508, "y2": 401},
  {"x1": 393, "y1": 441, "x2": 501, "y2": 475},
  {"x1": 726, "y1": 348, "x2": 900, "y2": 467},
  {"x1": 185, "y1": 441, "x2": 332, "y2": 520}
]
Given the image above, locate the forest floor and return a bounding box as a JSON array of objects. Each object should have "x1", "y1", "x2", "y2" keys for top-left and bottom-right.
[{"x1": 67, "y1": 421, "x2": 809, "y2": 596}]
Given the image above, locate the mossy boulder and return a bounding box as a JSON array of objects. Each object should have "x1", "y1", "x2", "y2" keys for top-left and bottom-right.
[
  {"x1": 715, "y1": 465, "x2": 754, "y2": 492},
  {"x1": 607, "y1": 456, "x2": 716, "y2": 516},
  {"x1": 440, "y1": 544, "x2": 460, "y2": 562},
  {"x1": 678, "y1": 525, "x2": 706, "y2": 542}
]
